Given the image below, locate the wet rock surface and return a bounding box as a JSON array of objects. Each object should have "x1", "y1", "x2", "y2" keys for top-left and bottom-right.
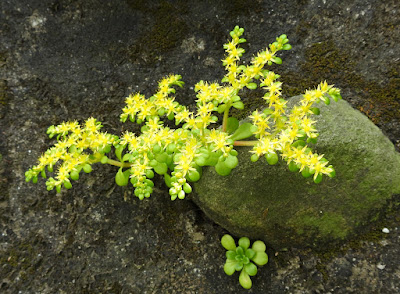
[{"x1": 1, "y1": 0, "x2": 400, "y2": 293}]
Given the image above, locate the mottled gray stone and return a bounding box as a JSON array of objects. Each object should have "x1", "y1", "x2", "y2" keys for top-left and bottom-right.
[{"x1": 193, "y1": 97, "x2": 400, "y2": 249}]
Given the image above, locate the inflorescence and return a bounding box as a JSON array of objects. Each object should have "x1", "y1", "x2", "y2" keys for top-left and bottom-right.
[{"x1": 26, "y1": 26, "x2": 341, "y2": 200}]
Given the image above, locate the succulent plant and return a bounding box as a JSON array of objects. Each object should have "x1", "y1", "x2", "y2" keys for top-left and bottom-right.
[{"x1": 221, "y1": 234, "x2": 269, "y2": 289}]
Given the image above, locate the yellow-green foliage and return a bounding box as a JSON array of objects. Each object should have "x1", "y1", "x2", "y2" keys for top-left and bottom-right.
[{"x1": 26, "y1": 26, "x2": 341, "y2": 200}]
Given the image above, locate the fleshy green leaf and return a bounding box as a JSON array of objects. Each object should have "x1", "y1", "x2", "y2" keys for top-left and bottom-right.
[
  {"x1": 230, "y1": 123, "x2": 255, "y2": 141},
  {"x1": 252, "y1": 251, "x2": 268, "y2": 266},
  {"x1": 244, "y1": 262, "x2": 258, "y2": 276},
  {"x1": 226, "y1": 117, "x2": 239, "y2": 134},
  {"x1": 115, "y1": 144, "x2": 125, "y2": 161},
  {"x1": 215, "y1": 161, "x2": 232, "y2": 176},
  {"x1": 224, "y1": 260, "x2": 237, "y2": 276},
  {"x1": 154, "y1": 162, "x2": 168, "y2": 175},
  {"x1": 221, "y1": 234, "x2": 237, "y2": 251},
  {"x1": 224, "y1": 155, "x2": 238, "y2": 169},
  {"x1": 83, "y1": 164, "x2": 92, "y2": 173},
  {"x1": 265, "y1": 152, "x2": 279, "y2": 165},
  {"x1": 238, "y1": 237, "x2": 250, "y2": 250},
  {"x1": 239, "y1": 270, "x2": 252, "y2": 289},
  {"x1": 232, "y1": 101, "x2": 244, "y2": 110},
  {"x1": 246, "y1": 83, "x2": 257, "y2": 90},
  {"x1": 226, "y1": 250, "x2": 237, "y2": 260},
  {"x1": 245, "y1": 248, "x2": 256, "y2": 260},
  {"x1": 252, "y1": 240, "x2": 266, "y2": 252},
  {"x1": 187, "y1": 169, "x2": 200, "y2": 182},
  {"x1": 115, "y1": 168, "x2": 130, "y2": 186}
]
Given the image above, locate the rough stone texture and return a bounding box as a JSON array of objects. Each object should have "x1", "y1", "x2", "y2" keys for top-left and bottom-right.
[
  {"x1": 1, "y1": 0, "x2": 400, "y2": 293},
  {"x1": 193, "y1": 97, "x2": 400, "y2": 249}
]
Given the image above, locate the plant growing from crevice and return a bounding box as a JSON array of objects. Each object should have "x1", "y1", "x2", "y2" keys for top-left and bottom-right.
[
  {"x1": 221, "y1": 234, "x2": 268, "y2": 289},
  {"x1": 25, "y1": 26, "x2": 341, "y2": 200}
]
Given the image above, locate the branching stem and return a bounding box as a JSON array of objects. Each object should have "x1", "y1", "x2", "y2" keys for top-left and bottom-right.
[
  {"x1": 106, "y1": 158, "x2": 132, "y2": 168},
  {"x1": 233, "y1": 140, "x2": 257, "y2": 146}
]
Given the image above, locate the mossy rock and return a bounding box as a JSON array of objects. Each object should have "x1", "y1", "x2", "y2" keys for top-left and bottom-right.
[{"x1": 193, "y1": 97, "x2": 400, "y2": 250}]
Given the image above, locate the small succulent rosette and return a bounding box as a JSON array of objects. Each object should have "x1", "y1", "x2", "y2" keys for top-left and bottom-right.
[{"x1": 221, "y1": 234, "x2": 269, "y2": 289}]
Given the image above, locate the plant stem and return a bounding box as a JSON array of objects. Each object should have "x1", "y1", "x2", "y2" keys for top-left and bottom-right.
[
  {"x1": 222, "y1": 102, "x2": 232, "y2": 132},
  {"x1": 107, "y1": 158, "x2": 132, "y2": 168},
  {"x1": 233, "y1": 140, "x2": 257, "y2": 146}
]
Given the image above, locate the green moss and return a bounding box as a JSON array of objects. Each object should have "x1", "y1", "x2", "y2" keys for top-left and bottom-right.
[
  {"x1": 0, "y1": 79, "x2": 8, "y2": 106},
  {"x1": 281, "y1": 38, "x2": 400, "y2": 125},
  {"x1": 126, "y1": 1, "x2": 189, "y2": 65},
  {"x1": 312, "y1": 194, "x2": 400, "y2": 280},
  {"x1": 293, "y1": 211, "x2": 349, "y2": 239}
]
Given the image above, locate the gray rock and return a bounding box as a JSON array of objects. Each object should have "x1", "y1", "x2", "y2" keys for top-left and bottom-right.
[{"x1": 193, "y1": 97, "x2": 400, "y2": 249}]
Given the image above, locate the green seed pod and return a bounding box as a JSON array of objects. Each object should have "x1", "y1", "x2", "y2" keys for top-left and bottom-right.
[
  {"x1": 41, "y1": 170, "x2": 47, "y2": 179},
  {"x1": 32, "y1": 176, "x2": 38, "y2": 184}
]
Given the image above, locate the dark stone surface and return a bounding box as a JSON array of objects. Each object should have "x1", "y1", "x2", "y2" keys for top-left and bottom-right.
[{"x1": 1, "y1": 0, "x2": 400, "y2": 293}]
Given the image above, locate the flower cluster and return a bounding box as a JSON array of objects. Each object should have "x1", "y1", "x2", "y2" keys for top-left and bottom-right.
[{"x1": 26, "y1": 26, "x2": 341, "y2": 200}]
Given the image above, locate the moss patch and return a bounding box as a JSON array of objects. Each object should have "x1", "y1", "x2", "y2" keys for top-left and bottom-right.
[
  {"x1": 126, "y1": 0, "x2": 189, "y2": 65},
  {"x1": 281, "y1": 38, "x2": 400, "y2": 125}
]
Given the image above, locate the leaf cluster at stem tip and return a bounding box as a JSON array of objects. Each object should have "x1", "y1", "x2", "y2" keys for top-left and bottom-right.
[
  {"x1": 221, "y1": 234, "x2": 268, "y2": 289},
  {"x1": 25, "y1": 25, "x2": 341, "y2": 200}
]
